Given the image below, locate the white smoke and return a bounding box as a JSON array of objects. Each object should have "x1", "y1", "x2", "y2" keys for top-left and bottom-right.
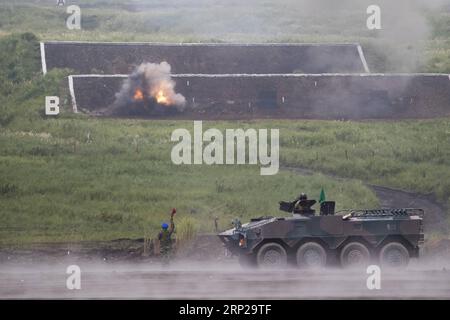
[
  {"x1": 112, "y1": 61, "x2": 186, "y2": 116},
  {"x1": 135, "y1": 61, "x2": 186, "y2": 107}
]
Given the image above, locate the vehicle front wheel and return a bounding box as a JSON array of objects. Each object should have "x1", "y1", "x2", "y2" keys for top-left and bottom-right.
[
  {"x1": 296, "y1": 242, "x2": 327, "y2": 269},
  {"x1": 256, "y1": 242, "x2": 287, "y2": 269}
]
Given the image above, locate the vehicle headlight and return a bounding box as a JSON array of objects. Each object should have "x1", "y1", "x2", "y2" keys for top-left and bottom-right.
[{"x1": 238, "y1": 235, "x2": 246, "y2": 247}]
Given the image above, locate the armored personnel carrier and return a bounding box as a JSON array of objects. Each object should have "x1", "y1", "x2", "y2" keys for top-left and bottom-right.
[{"x1": 218, "y1": 194, "x2": 424, "y2": 269}]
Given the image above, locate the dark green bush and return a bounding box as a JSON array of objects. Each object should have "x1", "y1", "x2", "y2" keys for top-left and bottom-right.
[{"x1": 0, "y1": 33, "x2": 40, "y2": 96}]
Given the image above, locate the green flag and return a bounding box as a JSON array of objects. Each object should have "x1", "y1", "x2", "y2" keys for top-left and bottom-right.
[{"x1": 319, "y1": 187, "x2": 326, "y2": 204}]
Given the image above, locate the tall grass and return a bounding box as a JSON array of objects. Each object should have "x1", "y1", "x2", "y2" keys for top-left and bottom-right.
[{"x1": 175, "y1": 216, "x2": 198, "y2": 250}]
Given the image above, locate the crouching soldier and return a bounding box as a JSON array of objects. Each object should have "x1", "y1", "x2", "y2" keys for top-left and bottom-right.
[{"x1": 158, "y1": 208, "x2": 176, "y2": 265}]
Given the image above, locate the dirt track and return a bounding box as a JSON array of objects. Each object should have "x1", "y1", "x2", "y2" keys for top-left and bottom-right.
[
  {"x1": 1, "y1": 258, "x2": 450, "y2": 299},
  {"x1": 370, "y1": 185, "x2": 448, "y2": 233}
]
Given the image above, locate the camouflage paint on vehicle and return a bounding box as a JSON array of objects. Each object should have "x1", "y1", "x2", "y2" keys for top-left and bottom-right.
[{"x1": 218, "y1": 198, "x2": 424, "y2": 269}]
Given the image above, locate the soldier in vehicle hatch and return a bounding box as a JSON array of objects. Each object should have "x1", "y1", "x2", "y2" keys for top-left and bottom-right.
[
  {"x1": 294, "y1": 193, "x2": 316, "y2": 215},
  {"x1": 158, "y1": 208, "x2": 176, "y2": 264}
]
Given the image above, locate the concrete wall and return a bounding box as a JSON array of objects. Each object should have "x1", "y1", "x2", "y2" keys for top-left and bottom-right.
[
  {"x1": 69, "y1": 74, "x2": 450, "y2": 120},
  {"x1": 42, "y1": 42, "x2": 369, "y2": 74}
]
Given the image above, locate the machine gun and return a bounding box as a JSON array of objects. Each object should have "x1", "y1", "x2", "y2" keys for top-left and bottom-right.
[
  {"x1": 279, "y1": 199, "x2": 316, "y2": 215},
  {"x1": 279, "y1": 200, "x2": 295, "y2": 213}
]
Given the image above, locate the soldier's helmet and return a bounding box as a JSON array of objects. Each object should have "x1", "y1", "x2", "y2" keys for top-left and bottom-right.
[
  {"x1": 161, "y1": 223, "x2": 169, "y2": 230},
  {"x1": 299, "y1": 193, "x2": 307, "y2": 201}
]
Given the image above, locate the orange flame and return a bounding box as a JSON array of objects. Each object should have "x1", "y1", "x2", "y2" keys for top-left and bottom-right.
[
  {"x1": 155, "y1": 89, "x2": 169, "y2": 105},
  {"x1": 133, "y1": 88, "x2": 144, "y2": 101},
  {"x1": 133, "y1": 83, "x2": 173, "y2": 106}
]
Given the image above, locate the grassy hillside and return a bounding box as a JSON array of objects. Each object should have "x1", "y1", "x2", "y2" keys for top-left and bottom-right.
[{"x1": 1, "y1": 1, "x2": 450, "y2": 244}]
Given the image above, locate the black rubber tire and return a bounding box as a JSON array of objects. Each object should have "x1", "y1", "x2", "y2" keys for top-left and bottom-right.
[
  {"x1": 296, "y1": 242, "x2": 327, "y2": 269},
  {"x1": 379, "y1": 242, "x2": 410, "y2": 269},
  {"x1": 256, "y1": 242, "x2": 288, "y2": 269},
  {"x1": 340, "y1": 241, "x2": 371, "y2": 268}
]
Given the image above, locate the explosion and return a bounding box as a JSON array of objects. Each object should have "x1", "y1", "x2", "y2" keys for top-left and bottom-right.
[
  {"x1": 113, "y1": 61, "x2": 186, "y2": 115},
  {"x1": 133, "y1": 81, "x2": 174, "y2": 106}
]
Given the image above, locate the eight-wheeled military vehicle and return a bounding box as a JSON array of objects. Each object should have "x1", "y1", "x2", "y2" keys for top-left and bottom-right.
[{"x1": 218, "y1": 194, "x2": 424, "y2": 269}]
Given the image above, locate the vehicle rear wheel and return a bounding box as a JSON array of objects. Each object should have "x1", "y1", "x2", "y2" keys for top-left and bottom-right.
[
  {"x1": 256, "y1": 242, "x2": 287, "y2": 269},
  {"x1": 379, "y1": 242, "x2": 410, "y2": 269},
  {"x1": 340, "y1": 241, "x2": 371, "y2": 268},
  {"x1": 296, "y1": 242, "x2": 327, "y2": 268}
]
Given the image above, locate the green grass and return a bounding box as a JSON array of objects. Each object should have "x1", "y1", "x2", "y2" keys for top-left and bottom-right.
[
  {"x1": 0, "y1": 117, "x2": 382, "y2": 244},
  {"x1": 1, "y1": 114, "x2": 449, "y2": 244}
]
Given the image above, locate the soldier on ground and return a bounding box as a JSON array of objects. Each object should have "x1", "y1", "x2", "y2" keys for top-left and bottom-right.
[{"x1": 158, "y1": 208, "x2": 176, "y2": 264}]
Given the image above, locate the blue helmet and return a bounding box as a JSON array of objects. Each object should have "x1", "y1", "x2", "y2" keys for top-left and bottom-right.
[{"x1": 161, "y1": 223, "x2": 169, "y2": 230}]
